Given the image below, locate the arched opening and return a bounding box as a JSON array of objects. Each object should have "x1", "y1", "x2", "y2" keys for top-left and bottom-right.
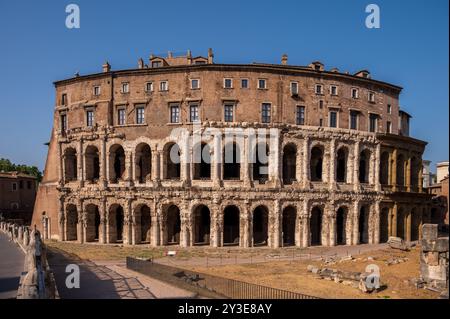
[
  {"x1": 410, "y1": 157, "x2": 420, "y2": 191},
  {"x1": 65, "y1": 204, "x2": 78, "y2": 241},
  {"x1": 109, "y1": 145, "x2": 126, "y2": 183},
  {"x1": 310, "y1": 206, "x2": 322, "y2": 246},
  {"x1": 396, "y1": 154, "x2": 406, "y2": 187},
  {"x1": 253, "y1": 143, "x2": 269, "y2": 182},
  {"x1": 193, "y1": 143, "x2": 211, "y2": 180},
  {"x1": 135, "y1": 143, "x2": 152, "y2": 183},
  {"x1": 223, "y1": 143, "x2": 240, "y2": 180},
  {"x1": 282, "y1": 144, "x2": 297, "y2": 185},
  {"x1": 358, "y1": 206, "x2": 369, "y2": 244},
  {"x1": 86, "y1": 204, "x2": 100, "y2": 242},
  {"x1": 336, "y1": 147, "x2": 348, "y2": 183},
  {"x1": 411, "y1": 209, "x2": 420, "y2": 241},
  {"x1": 223, "y1": 205, "x2": 240, "y2": 246},
  {"x1": 135, "y1": 204, "x2": 151, "y2": 244},
  {"x1": 164, "y1": 143, "x2": 181, "y2": 180},
  {"x1": 379, "y1": 152, "x2": 390, "y2": 185},
  {"x1": 282, "y1": 206, "x2": 296, "y2": 246},
  {"x1": 252, "y1": 206, "x2": 269, "y2": 246},
  {"x1": 108, "y1": 204, "x2": 124, "y2": 243},
  {"x1": 359, "y1": 149, "x2": 370, "y2": 183},
  {"x1": 336, "y1": 207, "x2": 347, "y2": 245},
  {"x1": 166, "y1": 205, "x2": 181, "y2": 244},
  {"x1": 85, "y1": 145, "x2": 100, "y2": 182},
  {"x1": 64, "y1": 148, "x2": 77, "y2": 182},
  {"x1": 397, "y1": 208, "x2": 405, "y2": 240},
  {"x1": 193, "y1": 205, "x2": 211, "y2": 245},
  {"x1": 310, "y1": 146, "x2": 323, "y2": 182},
  {"x1": 380, "y1": 207, "x2": 389, "y2": 243}
]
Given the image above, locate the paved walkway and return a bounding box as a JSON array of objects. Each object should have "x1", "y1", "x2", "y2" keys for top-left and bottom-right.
[{"x1": 0, "y1": 232, "x2": 25, "y2": 299}]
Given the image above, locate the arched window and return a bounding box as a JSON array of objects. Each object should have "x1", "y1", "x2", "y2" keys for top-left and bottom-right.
[
  {"x1": 135, "y1": 143, "x2": 151, "y2": 183},
  {"x1": 223, "y1": 205, "x2": 240, "y2": 245},
  {"x1": 165, "y1": 205, "x2": 181, "y2": 244},
  {"x1": 85, "y1": 145, "x2": 100, "y2": 182},
  {"x1": 109, "y1": 145, "x2": 126, "y2": 183},
  {"x1": 282, "y1": 144, "x2": 297, "y2": 185},
  {"x1": 193, "y1": 205, "x2": 211, "y2": 245},
  {"x1": 282, "y1": 206, "x2": 296, "y2": 246},
  {"x1": 164, "y1": 143, "x2": 181, "y2": 180},
  {"x1": 310, "y1": 146, "x2": 323, "y2": 182},
  {"x1": 336, "y1": 207, "x2": 348, "y2": 245},
  {"x1": 396, "y1": 154, "x2": 406, "y2": 186},
  {"x1": 253, "y1": 206, "x2": 269, "y2": 246},
  {"x1": 223, "y1": 143, "x2": 240, "y2": 180},
  {"x1": 310, "y1": 206, "x2": 322, "y2": 246},
  {"x1": 253, "y1": 143, "x2": 269, "y2": 183},
  {"x1": 336, "y1": 147, "x2": 348, "y2": 183},
  {"x1": 64, "y1": 148, "x2": 77, "y2": 182},
  {"x1": 193, "y1": 143, "x2": 211, "y2": 180},
  {"x1": 379, "y1": 152, "x2": 390, "y2": 185},
  {"x1": 359, "y1": 149, "x2": 371, "y2": 183}
]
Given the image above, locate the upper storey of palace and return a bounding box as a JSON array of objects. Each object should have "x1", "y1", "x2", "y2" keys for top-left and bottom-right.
[{"x1": 53, "y1": 49, "x2": 414, "y2": 139}]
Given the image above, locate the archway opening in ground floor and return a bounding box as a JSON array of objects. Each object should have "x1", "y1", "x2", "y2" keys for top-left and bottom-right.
[
  {"x1": 358, "y1": 206, "x2": 369, "y2": 244},
  {"x1": 86, "y1": 204, "x2": 100, "y2": 242},
  {"x1": 194, "y1": 205, "x2": 211, "y2": 245},
  {"x1": 282, "y1": 206, "x2": 296, "y2": 246},
  {"x1": 397, "y1": 208, "x2": 406, "y2": 240},
  {"x1": 310, "y1": 206, "x2": 322, "y2": 246},
  {"x1": 336, "y1": 207, "x2": 348, "y2": 245},
  {"x1": 66, "y1": 204, "x2": 78, "y2": 241},
  {"x1": 253, "y1": 206, "x2": 269, "y2": 246},
  {"x1": 223, "y1": 205, "x2": 240, "y2": 246},
  {"x1": 166, "y1": 205, "x2": 181, "y2": 245},
  {"x1": 135, "y1": 204, "x2": 151, "y2": 243},
  {"x1": 109, "y1": 204, "x2": 124, "y2": 243},
  {"x1": 380, "y1": 207, "x2": 389, "y2": 243}
]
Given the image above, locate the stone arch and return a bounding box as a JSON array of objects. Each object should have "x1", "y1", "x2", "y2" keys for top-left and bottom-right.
[
  {"x1": 252, "y1": 142, "x2": 269, "y2": 182},
  {"x1": 410, "y1": 156, "x2": 420, "y2": 191},
  {"x1": 359, "y1": 149, "x2": 371, "y2": 183},
  {"x1": 134, "y1": 203, "x2": 151, "y2": 244},
  {"x1": 135, "y1": 143, "x2": 152, "y2": 183},
  {"x1": 109, "y1": 144, "x2": 126, "y2": 183},
  {"x1": 193, "y1": 142, "x2": 211, "y2": 180},
  {"x1": 85, "y1": 145, "x2": 100, "y2": 182},
  {"x1": 310, "y1": 206, "x2": 323, "y2": 246},
  {"x1": 164, "y1": 204, "x2": 181, "y2": 245},
  {"x1": 252, "y1": 205, "x2": 269, "y2": 246},
  {"x1": 379, "y1": 151, "x2": 390, "y2": 185},
  {"x1": 310, "y1": 145, "x2": 324, "y2": 182},
  {"x1": 65, "y1": 204, "x2": 78, "y2": 241},
  {"x1": 411, "y1": 208, "x2": 420, "y2": 241},
  {"x1": 63, "y1": 147, "x2": 78, "y2": 182},
  {"x1": 336, "y1": 146, "x2": 349, "y2": 183},
  {"x1": 223, "y1": 205, "x2": 240, "y2": 246},
  {"x1": 397, "y1": 207, "x2": 406, "y2": 240},
  {"x1": 358, "y1": 205, "x2": 369, "y2": 244},
  {"x1": 193, "y1": 204, "x2": 211, "y2": 245},
  {"x1": 380, "y1": 207, "x2": 390, "y2": 243},
  {"x1": 85, "y1": 203, "x2": 100, "y2": 242},
  {"x1": 282, "y1": 205, "x2": 296, "y2": 246},
  {"x1": 397, "y1": 154, "x2": 406, "y2": 186},
  {"x1": 282, "y1": 143, "x2": 297, "y2": 185},
  {"x1": 163, "y1": 142, "x2": 181, "y2": 180},
  {"x1": 336, "y1": 206, "x2": 349, "y2": 245},
  {"x1": 223, "y1": 142, "x2": 241, "y2": 180},
  {"x1": 108, "y1": 204, "x2": 124, "y2": 243}
]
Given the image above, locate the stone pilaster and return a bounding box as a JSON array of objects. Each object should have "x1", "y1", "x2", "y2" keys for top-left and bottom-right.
[
  {"x1": 375, "y1": 143, "x2": 381, "y2": 191},
  {"x1": 329, "y1": 138, "x2": 336, "y2": 190},
  {"x1": 353, "y1": 141, "x2": 360, "y2": 192},
  {"x1": 302, "y1": 137, "x2": 310, "y2": 188}
]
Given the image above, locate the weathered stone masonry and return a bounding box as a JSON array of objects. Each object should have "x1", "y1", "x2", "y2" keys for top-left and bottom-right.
[{"x1": 31, "y1": 50, "x2": 432, "y2": 248}]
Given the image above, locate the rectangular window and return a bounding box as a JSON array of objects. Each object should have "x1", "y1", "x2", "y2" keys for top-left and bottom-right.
[
  {"x1": 315, "y1": 84, "x2": 323, "y2": 95},
  {"x1": 93, "y1": 86, "x2": 101, "y2": 96},
  {"x1": 121, "y1": 82, "x2": 129, "y2": 93},
  {"x1": 152, "y1": 61, "x2": 162, "y2": 68},
  {"x1": 19, "y1": 181, "x2": 23, "y2": 189},
  {"x1": 330, "y1": 85, "x2": 338, "y2": 96},
  {"x1": 368, "y1": 92, "x2": 375, "y2": 103},
  {"x1": 136, "y1": 106, "x2": 145, "y2": 124},
  {"x1": 27, "y1": 181, "x2": 32, "y2": 189},
  {"x1": 224, "y1": 78, "x2": 233, "y2": 89},
  {"x1": 224, "y1": 104, "x2": 234, "y2": 122},
  {"x1": 160, "y1": 81, "x2": 168, "y2": 91},
  {"x1": 329, "y1": 111, "x2": 338, "y2": 128},
  {"x1": 12, "y1": 183, "x2": 17, "y2": 191},
  {"x1": 258, "y1": 79, "x2": 267, "y2": 89},
  {"x1": 191, "y1": 79, "x2": 200, "y2": 89},
  {"x1": 387, "y1": 104, "x2": 392, "y2": 114},
  {"x1": 261, "y1": 103, "x2": 271, "y2": 123},
  {"x1": 117, "y1": 109, "x2": 126, "y2": 125},
  {"x1": 351, "y1": 88, "x2": 359, "y2": 99},
  {"x1": 190, "y1": 104, "x2": 199, "y2": 122},
  {"x1": 369, "y1": 114, "x2": 378, "y2": 132},
  {"x1": 170, "y1": 104, "x2": 180, "y2": 123},
  {"x1": 145, "y1": 82, "x2": 153, "y2": 92},
  {"x1": 319, "y1": 100, "x2": 324, "y2": 109},
  {"x1": 241, "y1": 79, "x2": 248, "y2": 88},
  {"x1": 61, "y1": 114, "x2": 67, "y2": 133},
  {"x1": 296, "y1": 106, "x2": 305, "y2": 125},
  {"x1": 350, "y1": 111, "x2": 358, "y2": 130},
  {"x1": 61, "y1": 93, "x2": 67, "y2": 105},
  {"x1": 386, "y1": 121, "x2": 392, "y2": 133},
  {"x1": 86, "y1": 110, "x2": 94, "y2": 127},
  {"x1": 291, "y1": 82, "x2": 299, "y2": 95}
]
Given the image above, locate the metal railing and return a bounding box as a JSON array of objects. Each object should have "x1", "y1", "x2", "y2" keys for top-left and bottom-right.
[{"x1": 127, "y1": 257, "x2": 318, "y2": 299}]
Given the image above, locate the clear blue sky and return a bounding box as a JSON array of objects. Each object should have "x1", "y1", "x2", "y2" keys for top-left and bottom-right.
[{"x1": 0, "y1": 0, "x2": 448, "y2": 171}]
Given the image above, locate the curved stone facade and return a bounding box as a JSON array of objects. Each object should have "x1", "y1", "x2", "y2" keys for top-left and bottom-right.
[{"x1": 31, "y1": 50, "x2": 432, "y2": 248}]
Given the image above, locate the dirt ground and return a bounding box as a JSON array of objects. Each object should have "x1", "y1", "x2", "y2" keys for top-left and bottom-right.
[{"x1": 185, "y1": 246, "x2": 440, "y2": 299}]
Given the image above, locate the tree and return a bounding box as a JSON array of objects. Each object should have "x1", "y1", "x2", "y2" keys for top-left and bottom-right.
[{"x1": 0, "y1": 158, "x2": 42, "y2": 182}]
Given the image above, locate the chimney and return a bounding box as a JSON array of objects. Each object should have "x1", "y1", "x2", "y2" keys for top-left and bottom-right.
[
  {"x1": 138, "y1": 58, "x2": 144, "y2": 69},
  {"x1": 208, "y1": 48, "x2": 214, "y2": 64},
  {"x1": 102, "y1": 61, "x2": 111, "y2": 73},
  {"x1": 187, "y1": 49, "x2": 192, "y2": 64},
  {"x1": 281, "y1": 54, "x2": 288, "y2": 65}
]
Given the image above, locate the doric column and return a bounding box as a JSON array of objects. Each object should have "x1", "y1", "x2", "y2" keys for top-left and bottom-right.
[
  {"x1": 78, "y1": 139, "x2": 84, "y2": 187},
  {"x1": 213, "y1": 132, "x2": 223, "y2": 187},
  {"x1": 302, "y1": 137, "x2": 310, "y2": 188},
  {"x1": 78, "y1": 200, "x2": 85, "y2": 244},
  {"x1": 100, "y1": 199, "x2": 107, "y2": 244},
  {"x1": 406, "y1": 155, "x2": 412, "y2": 192},
  {"x1": 269, "y1": 129, "x2": 281, "y2": 188},
  {"x1": 151, "y1": 201, "x2": 160, "y2": 247},
  {"x1": 100, "y1": 137, "x2": 107, "y2": 187},
  {"x1": 373, "y1": 201, "x2": 381, "y2": 244},
  {"x1": 272, "y1": 200, "x2": 281, "y2": 248},
  {"x1": 123, "y1": 199, "x2": 133, "y2": 245},
  {"x1": 353, "y1": 141, "x2": 360, "y2": 192},
  {"x1": 406, "y1": 210, "x2": 412, "y2": 242},
  {"x1": 352, "y1": 201, "x2": 359, "y2": 245},
  {"x1": 241, "y1": 202, "x2": 251, "y2": 248},
  {"x1": 392, "y1": 203, "x2": 398, "y2": 237},
  {"x1": 329, "y1": 138, "x2": 336, "y2": 190},
  {"x1": 58, "y1": 197, "x2": 65, "y2": 241},
  {"x1": 180, "y1": 205, "x2": 190, "y2": 247},
  {"x1": 392, "y1": 149, "x2": 398, "y2": 191},
  {"x1": 375, "y1": 143, "x2": 381, "y2": 191},
  {"x1": 302, "y1": 201, "x2": 309, "y2": 247},
  {"x1": 328, "y1": 204, "x2": 336, "y2": 247}
]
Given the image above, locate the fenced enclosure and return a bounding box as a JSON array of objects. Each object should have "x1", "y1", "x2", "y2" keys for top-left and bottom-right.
[{"x1": 126, "y1": 257, "x2": 318, "y2": 299}]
